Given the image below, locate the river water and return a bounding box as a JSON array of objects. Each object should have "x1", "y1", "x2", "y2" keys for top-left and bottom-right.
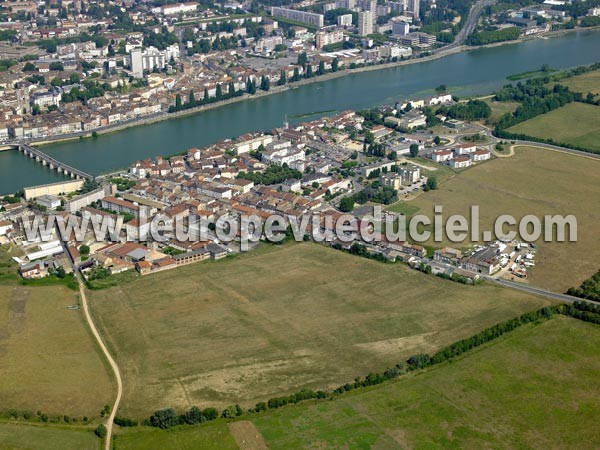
[{"x1": 1, "y1": 29, "x2": 599, "y2": 194}]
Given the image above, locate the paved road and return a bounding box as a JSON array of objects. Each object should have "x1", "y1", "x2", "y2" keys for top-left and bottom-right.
[{"x1": 487, "y1": 277, "x2": 600, "y2": 305}]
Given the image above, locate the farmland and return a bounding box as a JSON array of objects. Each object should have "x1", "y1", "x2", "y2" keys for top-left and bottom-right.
[
  {"x1": 559, "y1": 69, "x2": 600, "y2": 96},
  {"x1": 88, "y1": 243, "x2": 551, "y2": 418},
  {"x1": 111, "y1": 316, "x2": 600, "y2": 449},
  {"x1": 507, "y1": 102, "x2": 600, "y2": 152},
  {"x1": 0, "y1": 422, "x2": 99, "y2": 450},
  {"x1": 410, "y1": 145, "x2": 600, "y2": 291},
  {"x1": 0, "y1": 273, "x2": 113, "y2": 418}
]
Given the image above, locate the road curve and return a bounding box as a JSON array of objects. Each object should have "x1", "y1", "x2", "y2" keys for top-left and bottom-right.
[{"x1": 77, "y1": 276, "x2": 123, "y2": 450}]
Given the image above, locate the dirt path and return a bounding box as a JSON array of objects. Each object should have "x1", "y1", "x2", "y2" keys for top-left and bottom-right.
[
  {"x1": 229, "y1": 421, "x2": 269, "y2": 450},
  {"x1": 77, "y1": 277, "x2": 123, "y2": 450}
]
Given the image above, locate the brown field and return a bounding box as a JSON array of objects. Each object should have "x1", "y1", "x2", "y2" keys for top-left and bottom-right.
[
  {"x1": 410, "y1": 146, "x2": 600, "y2": 290},
  {"x1": 89, "y1": 243, "x2": 551, "y2": 418},
  {"x1": 560, "y1": 70, "x2": 600, "y2": 96},
  {"x1": 0, "y1": 283, "x2": 114, "y2": 417}
]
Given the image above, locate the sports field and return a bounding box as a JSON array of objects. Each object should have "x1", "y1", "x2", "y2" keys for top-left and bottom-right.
[
  {"x1": 88, "y1": 243, "x2": 550, "y2": 417},
  {"x1": 507, "y1": 102, "x2": 600, "y2": 152},
  {"x1": 112, "y1": 316, "x2": 600, "y2": 449},
  {"x1": 411, "y1": 145, "x2": 600, "y2": 291}
]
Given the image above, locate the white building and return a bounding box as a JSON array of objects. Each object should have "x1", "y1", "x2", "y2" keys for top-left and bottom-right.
[
  {"x1": 432, "y1": 149, "x2": 453, "y2": 162},
  {"x1": 316, "y1": 30, "x2": 345, "y2": 49},
  {"x1": 470, "y1": 149, "x2": 491, "y2": 162},
  {"x1": 392, "y1": 20, "x2": 410, "y2": 36},
  {"x1": 453, "y1": 143, "x2": 477, "y2": 155},
  {"x1": 337, "y1": 13, "x2": 353, "y2": 27},
  {"x1": 358, "y1": 11, "x2": 373, "y2": 36},
  {"x1": 152, "y1": 2, "x2": 198, "y2": 15},
  {"x1": 449, "y1": 155, "x2": 471, "y2": 168}
]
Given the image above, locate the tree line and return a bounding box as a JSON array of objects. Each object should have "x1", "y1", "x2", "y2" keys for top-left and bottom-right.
[{"x1": 566, "y1": 270, "x2": 600, "y2": 302}]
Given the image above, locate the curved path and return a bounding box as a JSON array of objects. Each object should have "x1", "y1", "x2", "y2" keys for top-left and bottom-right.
[{"x1": 77, "y1": 275, "x2": 123, "y2": 450}]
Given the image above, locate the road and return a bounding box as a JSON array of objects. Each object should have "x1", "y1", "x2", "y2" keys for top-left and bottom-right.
[
  {"x1": 487, "y1": 277, "x2": 600, "y2": 305},
  {"x1": 57, "y1": 233, "x2": 123, "y2": 450}
]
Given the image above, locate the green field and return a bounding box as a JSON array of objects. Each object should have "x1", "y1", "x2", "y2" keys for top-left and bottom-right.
[
  {"x1": 0, "y1": 422, "x2": 99, "y2": 450},
  {"x1": 111, "y1": 316, "x2": 600, "y2": 449},
  {"x1": 484, "y1": 99, "x2": 521, "y2": 124},
  {"x1": 88, "y1": 243, "x2": 550, "y2": 418},
  {"x1": 411, "y1": 145, "x2": 600, "y2": 291},
  {"x1": 507, "y1": 102, "x2": 600, "y2": 152},
  {"x1": 0, "y1": 278, "x2": 114, "y2": 418}
]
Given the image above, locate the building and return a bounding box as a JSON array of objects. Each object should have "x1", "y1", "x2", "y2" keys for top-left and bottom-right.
[
  {"x1": 431, "y1": 149, "x2": 453, "y2": 163},
  {"x1": 433, "y1": 247, "x2": 462, "y2": 265},
  {"x1": 392, "y1": 20, "x2": 410, "y2": 36},
  {"x1": 35, "y1": 194, "x2": 61, "y2": 210},
  {"x1": 358, "y1": 11, "x2": 374, "y2": 36},
  {"x1": 337, "y1": 13, "x2": 353, "y2": 27},
  {"x1": 449, "y1": 155, "x2": 471, "y2": 168},
  {"x1": 470, "y1": 149, "x2": 491, "y2": 162},
  {"x1": 407, "y1": 0, "x2": 420, "y2": 18},
  {"x1": 31, "y1": 90, "x2": 61, "y2": 109},
  {"x1": 152, "y1": 2, "x2": 198, "y2": 15},
  {"x1": 271, "y1": 7, "x2": 324, "y2": 28},
  {"x1": 453, "y1": 143, "x2": 477, "y2": 155},
  {"x1": 398, "y1": 165, "x2": 420, "y2": 184},
  {"x1": 101, "y1": 196, "x2": 143, "y2": 218},
  {"x1": 316, "y1": 30, "x2": 345, "y2": 49},
  {"x1": 380, "y1": 172, "x2": 402, "y2": 190},
  {"x1": 130, "y1": 48, "x2": 143, "y2": 78}
]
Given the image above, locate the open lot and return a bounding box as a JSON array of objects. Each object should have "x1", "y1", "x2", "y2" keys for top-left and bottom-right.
[
  {"x1": 89, "y1": 243, "x2": 551, "y2": 418},
  {"x1": 0, "y1": 248, "x2": 113, "y2": 418},
  {"x1": 0, "y1": 422, "x2": 99, "y2": 450},
  {"x1": 410, "y1": 145, "x2": 600, "y2": 290},
  {"x1": 113, "y1": 316, "x2": 600, "y2": 449},
  {"x1": 484, "y1": 99, "x2": 521, "y2": 124},
  {"x1": 507, "y1": 102, "x2": 600, "y2": 152}
]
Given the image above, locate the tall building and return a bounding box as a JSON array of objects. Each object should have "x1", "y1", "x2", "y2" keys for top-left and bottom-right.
[
  {"x1": 407, "y1": 0, "x2": 420, "y2": 18},
  {"x1": 130, "y1": 48, "x2": 143, "y2": 78},
  {"x1": 270, "y1": 7, "x2": 324, "y2": 28},
  {"x1": 392, "y1": 20, "x2": 410, "y2": 35},
  {"x1": 358, "y1": 11, "x2": 373, "y2": 36}
]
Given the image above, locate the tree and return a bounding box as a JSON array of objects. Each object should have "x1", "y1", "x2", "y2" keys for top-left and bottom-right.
[
  {"x1": 23, "y1": 62, "x2": 36, "y2": 72},
  {"x1": 49, "y1": 61, "x2": 64, "y2": 71},
  {"x1": 260, "y1": 75, "x2": 270, "y2": 91},
  {"x1": 149, "y1": 408, "x2": 179, "y2": 429},
  {"x1": 426, "y1": 177, "x2": 437, "y2": 190},
  {"x1": 435, "y1": 84, "x2": 447, "y2": 93},
  {"x1": 433, "y1": 136, "x2": 441, "y2": 145},
  {"x1": 79, "y1": 244, "x2": 90, "y2": 256},
  {"x1": 331, "y1": 58, "x2": 339, "y2": 72},
  {"x1": 317, "y1": 60, "x2": 325, "y2": 75},
  {"x1": 278, "y1": 70, "x2": 287, "y2": 86},
  {"x1": 292, "y1": 67, "x2": 300, "y2": 82},
  {"x1": 409, "y1": 144, "x2": 419, "y2": 158},
  {"x1": 175, "y1": 94, "x2": 182, "y2": 109},
  {"x1": 94, "y1": 424, "x2": 107, "y2": 438},
  {"x1": 184, "y1": 406, "x2": 205, "y2": 425},
  {"x1": 339, "y1": 196, "x2": 355, "y2": 212},
  {"x1": 297, "y1": 52, "x2": 308, "y2": 66},
  {"x1": 188, "y1": 90, "x2": 195, "y2": 106},
  {"x1": 216, "y1": 84, "x2": 223, "y2": 100}
]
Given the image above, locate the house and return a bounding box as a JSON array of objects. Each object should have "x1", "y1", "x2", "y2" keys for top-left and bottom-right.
[
  {"x1": 207, "y1": 243, "x2": 227, "y2": 260},
  {"x1": 453, "y1": 144, "x2": 477, "y2": 155},
  {"x1": 0, "y1": 220, "x2": 13, "y2": 236},
  {"x1": 101, "y1": 196, "x2": 142, "y2": 218},
  {"x1": 282, "y1": 178, "x2": 302, "y2": 193},
  {"x1": 433, "y1": 247, "x2": 462, "y2": 265},
  {"x1": 19, "y1": 261, "x2": 49, "y2": 279},
  {"x1": 449, "y1": 155, "x2": 471, "y2": 169},
  {"x1": 470, "y1": 149, "x2": 491, "y2": 162},
  {"x1": 431, "y1": 149, "x2": 453, "y2": 163}
]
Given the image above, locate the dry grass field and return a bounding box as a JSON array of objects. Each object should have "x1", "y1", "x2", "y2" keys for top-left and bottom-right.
[
  {"x1": 88, "y1": 243, "x2": 551, "y2": 418},
  {"x1": 559, "y1": 70, "x2": 600, "y2": 96},
  {"x1": 0, "y1": 282, "x2": 114, "y2": 418},
  {"x1": 410, "y1": 145, "x2": 600, "y2": 291},
  {"x1": 507, "y1": 103, "x2": 600, "y2": 152}
]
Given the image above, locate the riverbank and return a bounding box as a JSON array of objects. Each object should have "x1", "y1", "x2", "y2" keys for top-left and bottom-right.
[{"x1": 3, "y1": 26, "x2": 596, "y2": 153}]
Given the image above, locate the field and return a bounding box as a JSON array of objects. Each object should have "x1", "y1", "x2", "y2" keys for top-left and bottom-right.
[
  {"x1": 410, "y1": 145, "x2": 600, "y2": 291},
  {"x1": 0, "y1": 247, "x2": 114, "y2": 418},
  {"x1": 483, "y1": 99, "x2": 521, "y2": 124},
  {"x1": 113, "y1": 316, "x2": 600, "y2": 449},
  {"x1": 0, "y1": 283, "x2": 114, "y2": 417},
  {"x1": 88, "y1": 243, "x2": 551, "y2": 417},
  {"x1": 0, "y1": 422, "x2": 99, "y2": 450},
  {"x1": 507, "y1": 102, "x2": 600, "y2": 152},
  {"x1": 559, "y1": 70, "x2": 600, "y2": 96}
]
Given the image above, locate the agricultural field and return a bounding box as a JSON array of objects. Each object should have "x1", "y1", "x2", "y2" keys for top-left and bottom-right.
[
  {"x1": 0, "y1": 422, "x2": 99, "y2": 450},
  {"x1": 88, "y1": 243, "x2": 551, "y2": 418},
  {"x1": 113, "y1": 316, "x2": 600, "y2": 449},
  {"x1": 410, "y1": 146, "x2": 600, "y2": 291},
  {"x1": 507, "y1": 102, "x2": 600, "y2": 152}
]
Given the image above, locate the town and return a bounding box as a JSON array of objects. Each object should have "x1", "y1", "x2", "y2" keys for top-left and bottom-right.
[
  {"x1": 1, "y1": 85, "x2": 543, "y2": 288},
  {"x1": 0, "y1": 0, "x2": 599, "y2": 141}
]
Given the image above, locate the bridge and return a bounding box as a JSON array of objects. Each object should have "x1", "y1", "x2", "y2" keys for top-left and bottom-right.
[{"x1": 18, "y1": 144, "x2": 92, "y2": 180}]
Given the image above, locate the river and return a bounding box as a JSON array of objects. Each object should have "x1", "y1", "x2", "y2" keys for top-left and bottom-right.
[{"x1": 1, "y1": 29, "x2": 599, "y2": 194}]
